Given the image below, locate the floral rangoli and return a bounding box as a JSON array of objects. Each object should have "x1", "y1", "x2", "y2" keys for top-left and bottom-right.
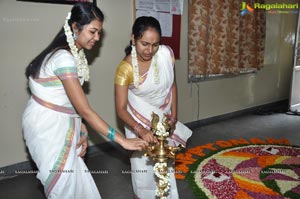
[{"x1": 186, "y1": 144, "x2": 300, "y2": 199}]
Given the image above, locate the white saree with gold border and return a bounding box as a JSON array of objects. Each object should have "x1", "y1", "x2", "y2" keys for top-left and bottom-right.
[
  {"x1": 22, "y1": 50, "x2": 101, "y2": 199},
  {"x1": 115, "y1": 45, "x2": 192, "y2": 199}
]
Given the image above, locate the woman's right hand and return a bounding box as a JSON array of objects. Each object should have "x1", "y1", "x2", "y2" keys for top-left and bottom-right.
[
  {"x1": 121, "y1": 138, "x2": 149, "y2": 151},
  {"x1": 138, "y1": 128, "x2": 158, "y2": 144}
]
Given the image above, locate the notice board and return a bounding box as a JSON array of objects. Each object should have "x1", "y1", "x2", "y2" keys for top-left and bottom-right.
[{"x1": 133, "y1": 0, "x2": 182, "y2": 59}]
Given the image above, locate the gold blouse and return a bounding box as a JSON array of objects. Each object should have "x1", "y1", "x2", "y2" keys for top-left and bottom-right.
[{"x1": 114, "y1": 61, "x2": 134, "y2": 86}]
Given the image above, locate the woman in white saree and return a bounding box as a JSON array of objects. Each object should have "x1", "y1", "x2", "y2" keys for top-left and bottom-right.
[
  {"x1": 115, "y1": 16, "x2": 192, "y2": 199},
  {"x1": 22, "y1": 3, "x2": 147, "y2": 199}
]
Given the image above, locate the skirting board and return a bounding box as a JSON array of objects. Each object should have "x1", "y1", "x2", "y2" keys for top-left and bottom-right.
[{"x1": 185, "y1": 99, "x2": 288, "y2": 130}]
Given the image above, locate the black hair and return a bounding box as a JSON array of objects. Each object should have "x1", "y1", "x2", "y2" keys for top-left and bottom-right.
[
  {"x1": 124, "y1": 16, "x2": 162, "y2": 56},
  {"x1": 25, "y1": 2, "x2": 104, "y2": 79}
]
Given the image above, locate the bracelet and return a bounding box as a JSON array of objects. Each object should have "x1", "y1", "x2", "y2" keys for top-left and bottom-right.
[
  {"x1": 169, "y1": 116, "x2": 177, "y2": 124},
  {"x1": 80, "y1": 131, "x2": 88, "y2": 138},
  {"x1": 133, "y1": 122, "x2": 143, "y2": 135},
  {"x1": 107, "y1": 126, "x2": 115, "y2": 141}
]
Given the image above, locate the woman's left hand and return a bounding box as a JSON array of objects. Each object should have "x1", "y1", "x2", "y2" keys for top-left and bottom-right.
[
  {"x1": 77, "y1": 135, "x2": 88, "y2": 158},
  {"x1": 168, "y1": 120, "x2": 176, "y2": 135}
]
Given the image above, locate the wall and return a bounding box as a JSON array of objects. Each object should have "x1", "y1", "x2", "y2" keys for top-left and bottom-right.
[
  {"x1": 0, "y1": 0, "x2": 297, "y2": 167},
  {"x1": 0, "y1": 0, "x2": 134, "y2": 167}
]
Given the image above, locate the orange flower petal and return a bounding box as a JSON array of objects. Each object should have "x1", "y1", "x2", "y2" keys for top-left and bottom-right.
[
  {"x1": 234, "y1": 175, "x2": 280, "y2": 195},
  {"x1": 234, "y1": 190, "x2": 253, "y2": 199},
  {"x1": 257, "y1": 155, "x2": 281, "y2": 168}
]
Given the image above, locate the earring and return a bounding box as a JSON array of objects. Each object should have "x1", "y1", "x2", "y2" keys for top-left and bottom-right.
[{"x1": 73, "y1": 32, "x2": 77, "y2": 41}]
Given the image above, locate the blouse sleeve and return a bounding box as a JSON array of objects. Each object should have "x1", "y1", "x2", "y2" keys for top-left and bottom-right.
[
  {"x1": 166, "y1": 45, "x2": 175, "y2": 58},
  {"x1": 52, "y1": 50, "x2": 78, "y2": 80},
  {"x1": 114, "y1": 61, "x2": 133, "y2": 86},
  {"x1": 165, "y1": 45, "x2": 175, "y2": 67}
]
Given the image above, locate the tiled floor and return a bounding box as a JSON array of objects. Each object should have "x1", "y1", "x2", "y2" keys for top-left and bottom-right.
[{"x1": 0, "y1": 109, "x2": 299, "y2": 199}]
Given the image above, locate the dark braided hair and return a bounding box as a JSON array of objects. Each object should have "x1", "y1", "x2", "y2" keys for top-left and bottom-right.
[{"x1": 124, "y1": 16, "x2": 161, "y2": 56}]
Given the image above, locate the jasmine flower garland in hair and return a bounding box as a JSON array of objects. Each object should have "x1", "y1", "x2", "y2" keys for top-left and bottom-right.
[
  {"x1": 64, "y1": 12, "x2": 89, "y2": 81},
  {"x1": 131, "y1": 45, "x2": 139, "y2": 88},
  {"x1": 152, "y1": 53, "x2": 159, "y2": 84},
  {"x1": 131, "y1": 45, "x2": 159, "y2": 88}
]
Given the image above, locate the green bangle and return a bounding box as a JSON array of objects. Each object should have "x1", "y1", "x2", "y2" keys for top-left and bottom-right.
[
  {"x1": 80, "y1": 131, "x2": 88, "y2": 138},
  {"x1": 107, "y1": 126, "x2": 115, "y2": 141}
]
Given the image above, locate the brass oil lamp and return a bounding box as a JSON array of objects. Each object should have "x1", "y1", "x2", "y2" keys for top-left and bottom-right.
[{"x1": 144, "y1": 112, "x2": 183, "y2": 198}]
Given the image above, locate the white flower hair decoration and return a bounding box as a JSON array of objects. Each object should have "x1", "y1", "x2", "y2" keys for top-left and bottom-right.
[
  {"x1": 131, "y1": 45, "x2": 159, "y2": 88},
  {"x1": 64, "y1": 12, "x2": 89, "y2": 81}
]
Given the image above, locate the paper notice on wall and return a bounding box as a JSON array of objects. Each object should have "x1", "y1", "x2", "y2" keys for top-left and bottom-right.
[
  {"x1": 170, "y1": 0, "x2": 184, "y2": 15},
  {"x1": 157, "y1": 12, "x2": 172, "y2": 37},
  {"x1": 136, "y1": 10, "x2": 173, "y2": 37},
  {"x1": 136, "y1": 10, "x2": 158, "y2": 19},
  {"x1": 136, "y1": 0, "x2": 154, "y2": 11},
  {"x1": 154, "y1": 0, "x2": 170, "y2": 12}
]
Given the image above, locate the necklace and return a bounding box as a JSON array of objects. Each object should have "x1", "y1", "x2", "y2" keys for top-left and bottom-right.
[{"x1": 64, "y1": 12, "x2": 89, "y2": 81}]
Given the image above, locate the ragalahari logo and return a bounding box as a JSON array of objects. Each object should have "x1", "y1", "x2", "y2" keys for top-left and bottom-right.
[{"x1": 240, "y1": 2, "x2": 254, "y2": 16}]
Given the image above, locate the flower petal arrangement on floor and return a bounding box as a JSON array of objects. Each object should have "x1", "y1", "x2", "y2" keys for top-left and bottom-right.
[{"x1": 175, "y1": 138, "x2": 300, "y2": 199}]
